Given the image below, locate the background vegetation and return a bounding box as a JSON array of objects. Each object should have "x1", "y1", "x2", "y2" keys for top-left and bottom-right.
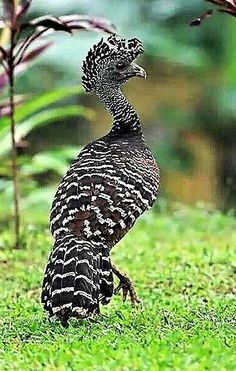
[
  {"x1": 0, "y1": 1, "x2": 236, "y2": 370},
  {"x1": 1, "y1": 0, "x2": 236, "y2": 228}
]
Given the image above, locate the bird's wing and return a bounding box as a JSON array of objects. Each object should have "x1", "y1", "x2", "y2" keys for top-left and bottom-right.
[{"x1": 50, "y1": 140, "x2": 159, "y2": 244}]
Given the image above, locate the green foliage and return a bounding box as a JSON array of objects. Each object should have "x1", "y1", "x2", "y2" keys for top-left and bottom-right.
[
  {"x1": 0, "y1": 86, "x2": 89, "y2": 191},
  {"x1": 0, "y1": 86, "x2": 89, "y2": 222},
  {"x1": 0, "y1": 86, "x2": 90, "y2": 154},
  {"x1": 0, "y1": 86, "x2": 91, "y2": 156},
  {"x1": 0, "y1": 146, "x2": 80, "y2": 225},
  {"x1": 15, "y1": 85, "x2": 85, "y2": 122},
  {"x1": 0, "y1": 177, "x2": 55, "y2": 225},
  {"x1": 0, "y1": 204, "x2": 235, "y2": 370},
  {"x1": 21, "y1": 147, "x2": 80, "y2": 177},
  {"x1": 0, "y1": 106, "x2": 87, "y2": 157}
]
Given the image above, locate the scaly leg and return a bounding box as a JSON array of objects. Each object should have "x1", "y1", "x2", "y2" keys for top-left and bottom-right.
[{"x1": 112, "y1": 265, "x2": 142, "y2": 309}]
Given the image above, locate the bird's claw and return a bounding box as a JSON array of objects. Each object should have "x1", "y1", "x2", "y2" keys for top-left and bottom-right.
[{"x1": 114, "y1": 274, "x2": 142, "y2": 310}]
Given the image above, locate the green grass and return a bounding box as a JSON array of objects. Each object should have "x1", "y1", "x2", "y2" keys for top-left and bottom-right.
[{"x1": 0, "y1": 202, "x2": 236, "y2": 370}]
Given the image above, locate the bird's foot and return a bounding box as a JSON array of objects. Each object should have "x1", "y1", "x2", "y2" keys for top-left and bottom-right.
[{"x1": 112, "y1": 265, "x2": 142, "y2": 310}]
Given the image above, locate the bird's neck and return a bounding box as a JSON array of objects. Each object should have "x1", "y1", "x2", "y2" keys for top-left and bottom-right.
[{"x1": 96, "y1": 85, "x2": 143, "y2": 136}]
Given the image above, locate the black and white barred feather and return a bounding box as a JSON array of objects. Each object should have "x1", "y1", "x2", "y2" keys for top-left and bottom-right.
[
  {"x1": 82, "y1": 34, "x2": 143, "y2": 92},
  {"x1": 41, "y1": 34, "x2": 160, "y2": 325}
]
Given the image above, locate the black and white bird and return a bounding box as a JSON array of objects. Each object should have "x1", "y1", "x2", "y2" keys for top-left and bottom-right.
[{"x1": 41, "y1": 35, "x2": 160, "y2": 326}]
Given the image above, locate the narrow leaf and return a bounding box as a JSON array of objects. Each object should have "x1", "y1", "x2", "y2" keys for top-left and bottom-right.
[
  {"x1": 16, "y1": 0, "x2": 32, "y2": 20},
  {"x1": 3, "y1": 0, "x2": 15, "y2": 22},
  {"x1": 14, "y1": 29, "x2": 50, "y2": 65},
  {"x1": 58, "y1": 15, "x2": 117, "y2": 34},
  {"x1": 18, "y1": 41, "x2": 52, "y2": 64},
  {"x1": 0, "y1": 42, "x2": 51, "y2": 93},
  {"x1": 15, "y1": 86, "x2": 84, "y2": 122},
  {"x1": 22, "y1": 15, "x2": 116, "y2": 35},
  {"x1": 0, "y1": 69, "x2": 9, "y2": 92},
  {"x1": 0, "y1": 106, "x2": 91, "y2": 157},
  {"x1": 0, "y1": 95, "x2": 24, "y2": 116},
  {"x1": 0, "y1": 86, "x2": 85, "y2": 139},
  {"x1": 205, "y1": 0, "x2": 236, "y2": 10},
  {"x1": 21, "y1": 147, "x2": 81, "y2": 176},
  {"x1": 219, "y1": 8, "x2": 236, "y2": 15},
  {"x1": 27, "y1": 16, "x2": 72, "y2": 33},
  {"x1": 0, "y1": 105, "x2": 11, "y2": 117},
  {"x1": 205, "y1": 0, "x2": 231, "y2": 5}
]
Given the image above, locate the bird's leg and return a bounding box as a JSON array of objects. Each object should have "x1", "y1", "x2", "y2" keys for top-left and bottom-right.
[{"x1": 112, "y1": 265, "x2": 142, "y2": 309}]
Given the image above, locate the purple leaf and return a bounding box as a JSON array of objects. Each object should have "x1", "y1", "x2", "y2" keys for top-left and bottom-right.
[
  {"x1": 205, "y1": 0, "x2": 236, "y2": 11},
  {"x1": 58, "y1": 15, "x2": 117, "y2": 34},
  {"x1": 0, "y1": 42, "x2": 51, "y2": 93},
  {"x1": 205, "y1": 0, "x2": 225, "y2": 4},
  {"x1": 205, "y1": 0, "x2": 232, "y2": 6},
  {"x1": 0, "y1": 95, "x2": 24, "y2": 117},
  {"x1": 0, "y1": 105, "x2": 10, "y2": 116},
  {"x1": 14, "y1": 30, "x2": 52, "y2": 65},
  {"x1": 19, "y1": 41, "x2": 52, "y2": 64},
  {"x1": 0, "y1": 70, "x2": 9, "y2": 92},
  {"x1": 26, "y1": 15, "x2": 72, "y2": 33},
  {"x1": 219, "y1": 8, "x2": 236, "y2": 15},
  {"x1": 21, "y1": 14, "x2": 116, "y2": 35},
  {"x1": 16, "y1": 0, "x2": 32, "y2": 20},
  {"x1": 3, "y1": 0, "x2": 15, "y2": 22}
]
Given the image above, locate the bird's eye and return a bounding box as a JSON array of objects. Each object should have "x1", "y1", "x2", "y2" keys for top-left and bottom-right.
[{"x1": 116, "y1": 62, "x2": 126, "y2": 70}]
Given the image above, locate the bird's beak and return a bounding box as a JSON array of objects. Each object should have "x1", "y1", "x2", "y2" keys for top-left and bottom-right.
[{"x1": 131, "y1": 62, "x2": 147, "y2": 78}]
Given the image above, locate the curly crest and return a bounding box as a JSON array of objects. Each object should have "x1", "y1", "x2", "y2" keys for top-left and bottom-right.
[{"x1": 82, "y1": 35, "x2": 144, "y2": 92}]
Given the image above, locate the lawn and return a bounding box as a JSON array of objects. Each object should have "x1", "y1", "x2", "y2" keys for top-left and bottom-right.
[{"x1": 0, "y1": 202, "x2": 236, "y2": 370}]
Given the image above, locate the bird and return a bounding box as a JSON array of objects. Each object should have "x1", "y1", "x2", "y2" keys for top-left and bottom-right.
[{"x1": 41, "y1": 34, "x2": 160, "y2": 326}]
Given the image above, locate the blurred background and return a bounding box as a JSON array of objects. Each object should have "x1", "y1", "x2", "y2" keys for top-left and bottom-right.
[{"x1": 0, "y1": 0, "x2": 236, "y2": 225}]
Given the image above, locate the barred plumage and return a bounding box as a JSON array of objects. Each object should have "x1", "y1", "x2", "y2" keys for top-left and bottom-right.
[{"x1": 41, "y1": 35, "x2": 160, "y2": 325}]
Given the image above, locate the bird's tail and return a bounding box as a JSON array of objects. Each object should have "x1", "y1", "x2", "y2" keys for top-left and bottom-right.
[{"x1": 41, "y1": 234, "x2": 113, "y2": 324}]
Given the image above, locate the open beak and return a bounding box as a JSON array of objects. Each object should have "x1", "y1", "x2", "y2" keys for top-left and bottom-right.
[{"x1": 131, "y1": 62, "x2": 147, "y2": 78}]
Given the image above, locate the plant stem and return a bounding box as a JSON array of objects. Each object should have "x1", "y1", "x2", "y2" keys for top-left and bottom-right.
[{"x1": 8, "y1": 29, "x2": 20, "y2": 249}]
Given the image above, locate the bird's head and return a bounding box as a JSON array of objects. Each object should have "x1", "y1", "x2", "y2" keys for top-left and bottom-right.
[{"x1": 82, "y1": 35, "x2": 146, "y2": 93}]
